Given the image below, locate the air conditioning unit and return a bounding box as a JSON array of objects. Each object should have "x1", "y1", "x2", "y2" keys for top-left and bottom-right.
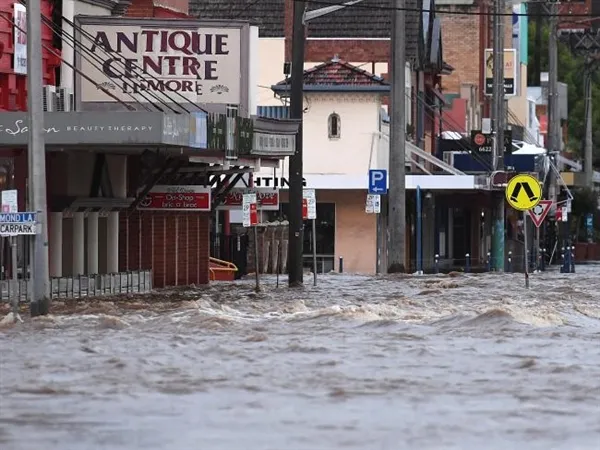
[
  {"x1": 42, "y1": 85, "x2": 56, "y2": 112},
  {"x1": 57, "y1": 87, "x2": 74, "y2": 112}
]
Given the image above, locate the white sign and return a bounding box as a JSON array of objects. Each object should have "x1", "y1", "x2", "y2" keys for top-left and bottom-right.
[
  {"x1": 365, "y1": 194, "x2": 381, "y2": 214},
  {"x1": 242, "y1": 193, "x2": 257, "y2": 227},
  {"x1": 1, "y1": 189, "x2": 18, "y2": 236},
  {"x1": 561, "y1": 206, "x2": 568, "y2": 223},
  {"x1": 13, "y1": 3, "x2": 27, "y2": 75},
  {"x1": 252, "y1": 132, "x2": 296, "y2": 156},
  {"x1": 0, "y1": 223, "x2": 36, "y2": 235},
  {"x1": 77, "y1": 19, "x2": 244, "y2": 105},
  {"x1": 303, "y1": 189, "x2": 316, "y2": 220}
]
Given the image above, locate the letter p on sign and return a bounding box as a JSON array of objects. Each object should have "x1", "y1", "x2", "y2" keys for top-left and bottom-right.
[{"x1": 368, "y1": 169, "x2": 387, "y2": 195}]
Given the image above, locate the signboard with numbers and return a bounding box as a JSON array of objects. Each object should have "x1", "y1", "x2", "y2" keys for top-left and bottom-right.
[{"x1": 365, "y1": 194, "x2": 381, "y2": 214}]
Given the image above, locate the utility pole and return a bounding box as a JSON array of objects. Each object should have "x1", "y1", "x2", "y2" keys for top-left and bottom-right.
[
  {"x1": 387, "y1": 0, "x2": 407, "y2": 273},
  {"x1": 27, "y1": 0, "x2": 51, "y2": 316},
  {"x1": 288, "y1": 0, "x2": 306, "y2": 286},
  {"x1": 584, "y1": 56, "x2": 593, "y2": 187},
  {"x1": 547, "y1": 0, "x2": 559, "y2": 206},
  {"x1": 491, "y1": 0, "x2": 505, "y2": 271}
]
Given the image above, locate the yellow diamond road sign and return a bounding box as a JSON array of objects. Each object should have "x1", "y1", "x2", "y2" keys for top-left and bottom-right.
[{"x1": 505, "y1": 174, "x2": 542, "y2": 211}]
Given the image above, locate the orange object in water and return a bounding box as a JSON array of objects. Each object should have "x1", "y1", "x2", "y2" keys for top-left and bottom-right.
[{"x1": 209, "y1": 257, "x2": 238, "y2": 281}]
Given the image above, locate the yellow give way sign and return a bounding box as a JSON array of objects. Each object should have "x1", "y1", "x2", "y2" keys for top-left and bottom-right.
[{"x1": 505, "y1": 174, "x2": 542, "y2": 211}]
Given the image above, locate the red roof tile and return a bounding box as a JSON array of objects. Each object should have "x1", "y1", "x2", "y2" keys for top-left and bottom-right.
[{"x1": 273, "y1": 56, "x2": 389, "y2": 88}]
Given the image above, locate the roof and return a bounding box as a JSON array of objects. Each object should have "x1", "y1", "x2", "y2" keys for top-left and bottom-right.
[
  {"x1": 188, "y1": 0, "x2": 419, "y2": 60},
  {"x1": 188, "y1": 0, "x2": 285, "y2": 37},
  {"x1": 271, "y1": 56, "x2": 390, "y2": 94}
]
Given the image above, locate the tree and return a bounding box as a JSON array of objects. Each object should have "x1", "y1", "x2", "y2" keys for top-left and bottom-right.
[{"x1": 527, "y1": 22, "x2": 600, "y2": 158}]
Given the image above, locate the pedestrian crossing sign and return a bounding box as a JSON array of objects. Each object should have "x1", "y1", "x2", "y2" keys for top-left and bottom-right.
[{"x1": 505, "y1": 174, "x2": 542, "y2": 211}]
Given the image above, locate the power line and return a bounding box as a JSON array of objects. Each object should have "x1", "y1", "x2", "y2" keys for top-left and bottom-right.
[
  {"x1": 37, "y1": 13, "x2": 155, "y2": 111},
  {"x1": 0, "y1": 14, "x2": 136, "y2": 110},
  {"x1": 300, "y1": 0, "x2": 599, "y2": 18},
  {"x1": 44, "y1": 19, "x2": 174, "y2": 113},
  {"x1": 59, "y1": 14, "x2": 211, "y2": 114}
]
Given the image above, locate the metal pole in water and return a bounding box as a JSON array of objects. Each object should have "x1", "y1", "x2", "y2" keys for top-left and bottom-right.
[
  {"x1": 27, "y1": 0, "x2": 51, "y2": 316},
  {"x1": 312, "y1": 218, "x2": 317, "y2": 286},
  {"x1": 249, "y1": 174, "x2": 260, "y2": 292},
  {"x1": 523, "y1": 211, "x2": 529, "y2": 289},
  {"x1": 11, "y1": 237, "x2": 18, "y2": 318},
  {"x1": 416, "y1": 185, "x2": 422, "y2": 274}
]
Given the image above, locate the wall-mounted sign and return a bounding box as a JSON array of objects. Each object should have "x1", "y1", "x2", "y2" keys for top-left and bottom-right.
[
  {"x1": 13, "y1": 3, "x2": 27, "y2": 75},
  {"x1": 207, "y1": 113, "x2": 226, "y2": 150},
  {"x1": 253, "y1": 176, "x2": 307, "y2": 188},
  {"x1": 189, "y1": 111, "x2": 208, "y2": 148},
  {"x1": 137, "y1": 185, "x2": 211, "y2": 211},
  {"x1": 470, "y1": 129, "x2": 512, "y2": 154},
  {"x1": 75, "y1": 17, "x2": 250, "y2": 106},
  {"x1": 251, "y1": 132, "x2": 296, "y2": 157},
  {"x1": 484, "y1": 48, "x2": 517, "y2": 96},
  {"x1": 237, "y1": 117, "x2": 254, "y2": 154},
  {"x1": 0, "y1": 111, "x2": 191, "y2": 147},
  {"x1": 219, "y1": 188, "x2": 279, "y2": 211}
]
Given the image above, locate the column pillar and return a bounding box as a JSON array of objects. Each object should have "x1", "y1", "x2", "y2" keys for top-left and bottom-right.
[
  {"x1": 107, "y1": 212, "x2": 119, "y2": 273},
  {"x1": 49, "y1": 212, "x2": 63, "y2": 277},
  {"x1": 87, "y1": 211, "x2": 99, "y2": 274},
  {"x1": 72, "y1": 212, "x2": 85, "y2": 275}
]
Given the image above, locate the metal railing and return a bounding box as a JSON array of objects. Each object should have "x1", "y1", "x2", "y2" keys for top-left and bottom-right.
[{"x1": 0, "y1": 270, "x2": 153, "y2": 303}]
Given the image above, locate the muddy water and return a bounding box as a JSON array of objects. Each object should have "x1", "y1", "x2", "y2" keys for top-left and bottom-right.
[{"x1": 1, "y1": 268, "x2": 600, "y2": 450}]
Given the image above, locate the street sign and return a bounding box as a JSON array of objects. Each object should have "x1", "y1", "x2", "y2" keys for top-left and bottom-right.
[
  {"x1": 0, "y1": 211, "x2": 38, "y2": 235},
  {"x1": 528, "y1": 200, "x2": 552, "y2": 228},
  {"x1": 368, "y1": 169, "x2": 387, "y2": 194},
  {"x1": 365, "y1": 194, "x2": 381, "y2": 214},
  {"x1": 1, "y1": 190, "x2": 18, "y2": 237},
  {"x1": 505, "y1": 174, "x2": 541, "y2": 211},
  {"x1": 303, "y1": 189, "x2": 316, "y2": 220},
  {"x1": 470, "y1": 129, "x2": 512, "y2": 155},
  {"x1": 0, "y1": 223, "x2": 36, "y2": 234},
  {"x1": 242, "y1": 193, "x2": 257, "y2": 227}
]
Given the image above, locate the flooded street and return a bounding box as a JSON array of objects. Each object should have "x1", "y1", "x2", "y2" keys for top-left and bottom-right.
[{"x1": 1, "y1": 268, "x2": 600, "y2": 450}]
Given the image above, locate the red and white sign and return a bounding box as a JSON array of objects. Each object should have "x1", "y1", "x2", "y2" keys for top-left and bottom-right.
[
  {"x1": 528, "y1": 200, "x2": 552, "y2": 228},
  {"x1": 303, "y1": 189, "x2": 316, "y2": 220},
  {"x1": 218, "y1": 188, "x2": 279, "y2": 211},
  {"x1": 242, "y1": 193, "x2": 258, "y2": 227},
  {"x1": 555, "y1": 206, "x2": 568, "y2": 223},
  {"x1": 137, "y1": 185, "x2": 211, "y2": 211}
]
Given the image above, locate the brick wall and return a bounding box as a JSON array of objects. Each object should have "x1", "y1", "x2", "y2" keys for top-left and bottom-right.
[
  {"x1": 440, "y1": 3, "x2": 513, "y2": 95},
  {"x1": 119, "y1": 211, "x2": 210, "y2": 287},
  {"x1": 126, "y1": 0, "x2": 189, "y2": 18}
]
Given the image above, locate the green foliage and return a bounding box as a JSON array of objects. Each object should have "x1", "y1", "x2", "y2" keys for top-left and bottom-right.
[
  {"x1": 569, "y1": 187, "x2": 599, "y2": 241},
  {"x1": 527, "y1": 22, "x2": 600, "y2": 158}
]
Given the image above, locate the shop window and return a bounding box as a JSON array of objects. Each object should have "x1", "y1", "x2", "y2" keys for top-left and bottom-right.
[
  {"x1": 328, "y1": 113, "x2": 341, "y2": 139},
  {"x1": 264, "y1": 202, "x2": 336, "y2": 273}
]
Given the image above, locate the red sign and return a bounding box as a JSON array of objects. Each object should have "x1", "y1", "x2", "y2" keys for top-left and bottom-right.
[
  {"x1": 528, "y1": 200, "x2": 552, "y2": 228},
  {"x1": 473, "y1": 133, "x2": 486, "y2": 146},
  {"x1": 137, "y1": 185, "x2": 211, "y2": 211},
  {"x1": 249, "y1": 203, "x2": 258, "y2": 226},
  {"x1": 302, "y1": 198, "x2": 308, "y2": 220},
  {"x1": 219, "y1": 188, "x2": 279, "y2": 211}
]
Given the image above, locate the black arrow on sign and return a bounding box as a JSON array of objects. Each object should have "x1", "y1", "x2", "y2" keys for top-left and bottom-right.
[{"x1": 510, "y1": 182, "x2": 538, "y2": 204}]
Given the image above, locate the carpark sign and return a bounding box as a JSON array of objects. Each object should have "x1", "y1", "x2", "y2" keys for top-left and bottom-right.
[{"x1": 0, "y1": 212, "x2": 39, "y2": 235}]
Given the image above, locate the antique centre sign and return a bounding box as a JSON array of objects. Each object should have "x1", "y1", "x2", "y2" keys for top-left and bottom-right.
[{"x1": 74, "y1": 17, "x2": 250, "y2": 106}]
